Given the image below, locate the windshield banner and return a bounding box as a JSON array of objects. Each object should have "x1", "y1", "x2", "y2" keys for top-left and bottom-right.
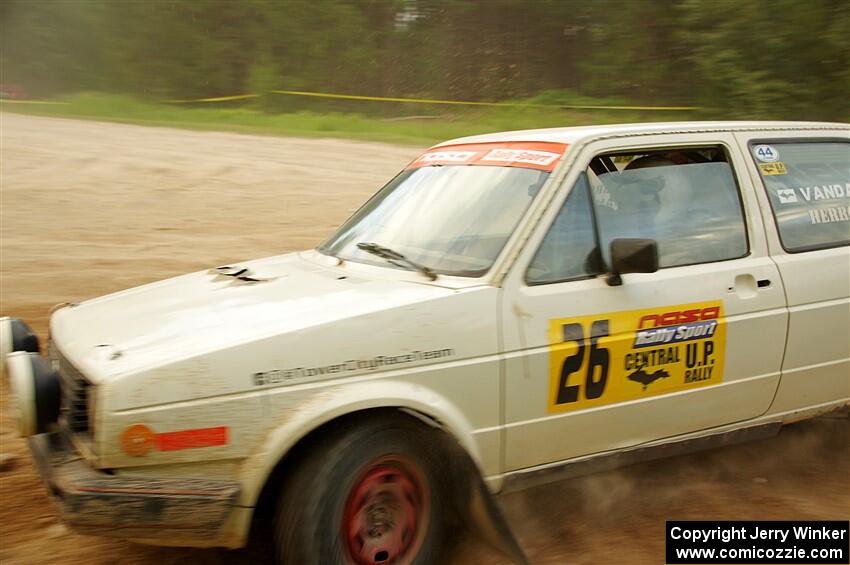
[{"x1": 408, "y1": 141, "x2": 568, "y2": 171}]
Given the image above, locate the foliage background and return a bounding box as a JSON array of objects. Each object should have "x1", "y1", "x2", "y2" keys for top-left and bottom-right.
[{"x1": 2, "y1": 0, "x2": 848, "y2": 124}]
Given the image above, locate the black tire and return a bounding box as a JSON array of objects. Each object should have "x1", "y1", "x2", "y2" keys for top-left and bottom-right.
[{"x1": 275, "y1": 414, "x2": 446, "y2": 565}]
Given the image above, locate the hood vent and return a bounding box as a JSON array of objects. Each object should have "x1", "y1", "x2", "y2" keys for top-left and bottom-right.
[{"x1": 209, "y1": 265, "x2": 277, "y2": 285}]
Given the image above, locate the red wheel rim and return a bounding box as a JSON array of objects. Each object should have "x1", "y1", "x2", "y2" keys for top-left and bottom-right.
[{"x1": 342, "y1": 457, "x2": 428, "y2": 564}]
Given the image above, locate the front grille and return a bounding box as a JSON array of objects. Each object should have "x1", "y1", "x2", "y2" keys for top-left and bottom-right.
[{"x1": 49, "y1": 342, "x2": 92, "y2": 434}]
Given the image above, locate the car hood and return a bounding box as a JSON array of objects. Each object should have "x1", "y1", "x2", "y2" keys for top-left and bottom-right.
[{"x1": 50, "y1": 251, "x2": 454, "y2": 382}]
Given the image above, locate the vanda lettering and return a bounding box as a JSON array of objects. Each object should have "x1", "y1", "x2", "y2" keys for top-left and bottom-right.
[{"x1": 797, "y1": 183, "x2": 850, "y2": 202}]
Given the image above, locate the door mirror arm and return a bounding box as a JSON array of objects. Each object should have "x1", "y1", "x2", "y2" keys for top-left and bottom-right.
[{"x1": 606, "y1": 238, "x2": 659, "y2": 286}]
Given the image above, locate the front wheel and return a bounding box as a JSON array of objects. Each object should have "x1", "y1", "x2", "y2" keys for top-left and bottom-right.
[{"x1": 275, "y1": 416, "x2": 445, "y2": 565}]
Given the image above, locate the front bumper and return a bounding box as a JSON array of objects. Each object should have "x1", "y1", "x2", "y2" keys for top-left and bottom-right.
[{"x1": 29, "y1": 431, "x2": 241, "y2": 543}]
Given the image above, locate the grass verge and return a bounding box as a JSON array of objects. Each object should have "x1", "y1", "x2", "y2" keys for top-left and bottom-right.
[{"x1": 1, "y1": 92, "x2": 704, "y2": 146}]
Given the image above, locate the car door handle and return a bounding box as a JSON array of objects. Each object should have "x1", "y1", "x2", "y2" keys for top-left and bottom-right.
[{"x1": 730, "y1": 274, "x2": 768, "y2": 298}]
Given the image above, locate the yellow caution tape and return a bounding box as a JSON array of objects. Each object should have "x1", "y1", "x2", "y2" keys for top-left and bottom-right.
[
  {"x1": 0, "y1": 99, "x2": 69, "y2": 105},
  {"x1": 1, "y1": 91, "x2": 700, "y2": 112},
  {"x1": 167, "y1": 93, "x2": 260, "y2": 103},
  {"x1": 268, "y1": 89, "x2": 701, "y2": 111}
]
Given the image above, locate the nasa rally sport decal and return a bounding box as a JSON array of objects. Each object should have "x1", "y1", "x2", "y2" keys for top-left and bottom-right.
[{"x1": 547, "y1": 301, "x2": 726, "y2": 413}]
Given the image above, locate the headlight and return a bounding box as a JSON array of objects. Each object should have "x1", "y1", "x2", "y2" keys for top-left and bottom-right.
[
  {"x1": 1, "y1": 317, "x2": 41, "y2": 380},
  {"x1": 6, "y1": 352, "x2": 61, "y2": 437}
]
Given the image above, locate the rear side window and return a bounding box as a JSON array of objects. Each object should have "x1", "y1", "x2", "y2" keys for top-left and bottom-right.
[{"x1": 751, "y1": 141, "x2": 850, "y2": 252}]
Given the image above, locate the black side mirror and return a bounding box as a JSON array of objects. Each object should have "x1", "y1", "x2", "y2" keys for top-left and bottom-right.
[{"x1": 606, "y1": 238, "x2": 659, "y2": 286}]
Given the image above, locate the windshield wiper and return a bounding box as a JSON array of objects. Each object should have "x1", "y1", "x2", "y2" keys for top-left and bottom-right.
[{"x1": 356, "y1": 242, "x2": 437, "y2": 281}]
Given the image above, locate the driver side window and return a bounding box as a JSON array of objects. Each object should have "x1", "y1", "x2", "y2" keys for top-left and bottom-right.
[
  {"x1": 526, "y1": 146, "x2": 751, "y2": 286},
  {"x1": 588, "y1": 147, "x2": 749, "y2": 268}
]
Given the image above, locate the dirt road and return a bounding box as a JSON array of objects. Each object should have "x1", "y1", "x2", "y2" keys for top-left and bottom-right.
[{"x1": 1, "y1": 113, "x2": 847, "y2": 564}]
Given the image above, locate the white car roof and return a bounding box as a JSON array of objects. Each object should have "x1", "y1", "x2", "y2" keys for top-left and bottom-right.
[{"x1": 433, "y1": 121, "x2": 849, "y2": 148}]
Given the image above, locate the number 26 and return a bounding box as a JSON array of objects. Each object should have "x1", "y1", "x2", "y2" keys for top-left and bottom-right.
[{"x1": 556, "y1": 320, "x2": 610, "y2": 404}]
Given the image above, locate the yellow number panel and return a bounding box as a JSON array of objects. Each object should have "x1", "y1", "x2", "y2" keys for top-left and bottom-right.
[{"x1": 548, "y1": 301, "x2": 726, "y2": 412}]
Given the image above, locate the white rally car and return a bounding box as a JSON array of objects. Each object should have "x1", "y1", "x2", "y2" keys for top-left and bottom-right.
[{"x1": 3, "y1": 121, "x2": 849, "y2": 565}]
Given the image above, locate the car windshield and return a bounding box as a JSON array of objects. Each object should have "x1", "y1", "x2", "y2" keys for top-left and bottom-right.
[{"x1": 319, "y1": 165, "x2": 549, "y2": 277}]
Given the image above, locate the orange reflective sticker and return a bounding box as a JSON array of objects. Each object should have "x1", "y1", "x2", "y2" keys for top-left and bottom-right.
[
  {"x1": 121, "y1": 423, "x2": 157, "y2": 457},
  {"x1": 155, "y1": 426, "x2": 229, "y2": 452},
  {"x1": 120, "y1": 424, "x2": 229, "y2": 456},
  {"x1": 408, "y1": 141, "x2": 568, "y2": 171}
]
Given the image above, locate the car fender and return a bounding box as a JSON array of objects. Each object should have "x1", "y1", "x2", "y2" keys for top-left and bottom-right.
[{"x1": 236, "y1": 378, "x2": 488, "y2": 508}]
